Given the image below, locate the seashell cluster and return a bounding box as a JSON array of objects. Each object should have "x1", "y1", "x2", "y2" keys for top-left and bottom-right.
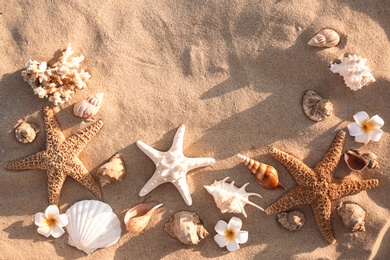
[
  {"x1": 204, "y1": 177, "x2": 264, "y2": 218},
  {"x1": 96, "y1": 153, "x2": 126, "y2": 186},
  {"x1": 124, "y1": 202, "x2": 162, "y2": 235},
  {"x1": 73, "y1": 93, "x2": 104, "y2": 119},
  {"x1": 330, "y1": 54, "x2": 376, "y2": 91},
  {"x1": 15, "y1": 122, "x2": 39, "y2": 143},
  {"x1": 237, "y1": 154, "x2": 285, "y2": 190},
  {"x1": 277, "y1": 210, "x2": 305, "y2": 231},
  {"x1": 65, "y1": 200, "x2": 121, "y2": 255},
  {"x1": 337, "y1": 202, "x2": 366, "y2": 232},
  {"x1": 302, "y1": 90, "x2": 333, "y2": 122},
  {"x1": 344, "y1": 149, "x2": 379, "y2": 171},
  {"x1": 21, "y1": 43, "x2": 91, "y2": 105},
  {"x1": 164, "y1": 211, "x2": 208, "y2": 245},
  {"x1": 308, "y1": 29, "x2": 340, "y2": 48}
]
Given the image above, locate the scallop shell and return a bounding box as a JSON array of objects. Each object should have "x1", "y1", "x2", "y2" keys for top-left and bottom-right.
[
  {"x1": 15, "y1": 122, "x2": 39, "y2": 143},
  {"x1": 344, "y1": 149, "x2": 379, "y2": 171},
  {"x1": 308, "y1": 29, "x2": 340, "y2": 48},
  {"x1": 65, "y1": 200, "x2": 121, "y2": 255},
  {"x1": 337, "y1": 202, "x2": 366, "y2": 232},
  {"x1": 73, "y1": 93, "x2": 104, "y2": 118},
  {"x1": 330, "y1": 55, "x2": 376, "y2": 91},
  {"x1": 124, "y1": 202, "x2": 163, "y2": 234},
  {"x1": 277, "y1": 210, "x2": 305, "y2": 231},
  {"x1": 164, "y1": 211, "x2": 208, "y2": 245},
  {"x1": 204, "y1": 177, "x2": 264, "y2": 218},
  {"x1": 237, "y1": 154, "x2": 285, "y2": 190},
  {"x1": 96, "y1": 153, "x2": 126, "y2": 186},
  {"x1": 302, "y1": 90, "x2": 333, "y2": 122}
]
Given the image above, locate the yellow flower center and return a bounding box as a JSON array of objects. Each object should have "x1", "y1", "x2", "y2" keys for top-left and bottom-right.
[
  {"x1": 362, "y1": 121, "x2": 375, "y2": 132},
  {"x1": 45, "y1": 217, "x2": 56, "y2": 228},
  {"x1": 224, "y1": 229, "x2": 236, "y2": 241}
]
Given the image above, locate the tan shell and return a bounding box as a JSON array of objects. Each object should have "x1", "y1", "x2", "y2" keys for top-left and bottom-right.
[
  {"x1": 15, "y1": 122, "x2": 39, "y2": 143},
  {"x1": 277, "y1": 210, "x2": 305, "y2": 231},
  {"x1": 344, "y1": 149, "x2": 379, "y2": 171},
  {"x1": 302, "y1": 90, "x2": 333, "y2": 121},
  {"x1": 96, "y1": 153, "x2": 126, "y2": 186},
  {"x1": 164, "y1": 211, "x2": 208, "y2": 245},
  {"x1": 308, "y1": 29, "x2": 340, "y2": 48},
  {"x1": 73, "y1": 92, "x2": 104, "y2": 118},
  {"x1": 124, "y1": 202, "x2": 163, "y2": 234},
  {"x1": 337, "y1": 202, "x2": 366, "y2": 232},
  {"x1": 238, "y1": 154, "x2": 285, "y2": 190}
]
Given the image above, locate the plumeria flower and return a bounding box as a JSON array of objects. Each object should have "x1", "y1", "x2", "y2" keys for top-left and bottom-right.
[
  {"x1": 214, "y1": 217, "x2": 248, "y2": 252},
  {"x1": 348, "y1": 111, "x2": 384, "y2": 144},
  {"x1": 34, "y1": 205, "x2": 69, "y2": 238}
]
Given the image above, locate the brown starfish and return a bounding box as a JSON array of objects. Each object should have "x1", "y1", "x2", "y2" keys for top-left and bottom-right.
[
  {"x1": 3, "y1": 106, "x2": 102, "y2": 205},
  {"x1": 265, "y1": 131, "x2": 379, "y2": 243}
]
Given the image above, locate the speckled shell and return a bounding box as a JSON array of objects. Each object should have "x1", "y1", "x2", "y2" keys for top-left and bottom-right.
[
  {"x1": 15, "y1": 122, "x2": 39, "y2": 143},
  {"x1": 237, "y1": 154, "x2": 285, "y2": 190},
  {"x1": 330, "y1": 55, "x2": 375, "y2": 91},
  {"x1": 337, "y1": 202, "x2": 366, "y2": 232},
  {"x1": 308, "y1": 29, "x2": 340, "y2": 48},
  {"x1": 344, "y1": 149, "x2": 379, "y2": 171},
  {"x1": 302, "y1": 90, "x2": 333, "y2": 122},
  {"x1": 124, "y1": 202, "x2": 162, "y2": 234},
  {"x1": 278, "y1": 210, "x2": 305, "y2": 231},
  {"x1": 73, "y1": 93, "x2": 104, "y2": 118},
  {"x1": 96, "y1": 153, "x2": 126, "y2": 186}
]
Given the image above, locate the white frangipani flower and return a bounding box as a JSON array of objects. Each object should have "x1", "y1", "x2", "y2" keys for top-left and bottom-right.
[
  {"x1": 214, "y1": 217, "x2": 248, "y2": 252},
  {"x1": 348, "y1": 111, "x2": 384, "y2": 144},
  {"x1": 34, "y1": 205, "x2": 69, "y2": 238}
]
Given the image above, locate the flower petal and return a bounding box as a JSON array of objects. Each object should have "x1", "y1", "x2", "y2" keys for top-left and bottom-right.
[
  {"x1": 215, "y1": 220, "x2": 228, "y2": 234},
  {"x1": 34, "y1": 213, "x2": 47, "y2": 227},
  {"x1": 51, "y1": 225, "x2": 65, "y2": 238},
  {"x1": 348, "y1": 123, "x2": 364, "y2": 136},
  {"x1": 214, "y1": 234, "x2": 229, "y2": 248},
  {"x1": 353, "y1": 111, "x2": 369, "y2": 125},
  {"x1": 367, "y1": 115, "x2": 384, "y2": 129},
  {"x1": 355, "y1": 133, "x2": 370, "y2": 144},
  {"x1": 370, "y1": 129, "x2": 383, "y2": 142},
  {"x1": 55, "y1": 214, "x2": 69, "y2": 227},
  {"x1": 236, "y1": 230, "x2": 249, "y2": 244},
  {"x1": 228, "y1": 217, "x2": 242, "y2": 232},
  {"x1": 37, "y1": 226, "x2": 51, "y2": 237},
  {"x1": 226, "y1": 240, "x2": 240, "y2": 251},
  {"x1": 45, "y1": 205, "x2": 59, "y2": 219}
]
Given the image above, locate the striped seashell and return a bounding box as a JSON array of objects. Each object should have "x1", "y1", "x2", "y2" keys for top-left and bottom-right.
[
  {"x1": 308, "y1": 29, "x2": 340, "y2": 48},
  {"x1": 238, "y1": 154, "x2": 286, "y2": 190},
  {"x1": 73, "y1": 93, "x2": 104, "y2": 118}
]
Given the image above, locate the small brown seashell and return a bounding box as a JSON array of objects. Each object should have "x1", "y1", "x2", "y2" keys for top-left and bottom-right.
[
  {"x1": 15, "y1": 122, "x2": 39, "y2": 144},
  {"x1": 337, "y1": 202, "x2": 366, "y2": 232},
  {"x1": 124, "y1": 202, "x2": 163, "y2": 234},
  {"x1": 308, "y1": 29, "x2": 340, "y2": 48},
  {"x1": 237, "y1": 154, "x2": 286, "y2": 190},
  {"x1": 96, "y1": 153, "x2": 126, "y2": 186},
  {"x1": 73, "y1": 92, "x2": 104, "y2": 118},
  {"x1": 302, "y1": 90, "x2": 333, "y2": 122},
  {"x1": 277, "y1": 210, "x2": 305, "y2": 231},
  {"x1": 164, "y1": 211, "x2": 208, "y2": 245},
  {"x1": 344, "y1": 149, "x2": 379, "y2": 171}
]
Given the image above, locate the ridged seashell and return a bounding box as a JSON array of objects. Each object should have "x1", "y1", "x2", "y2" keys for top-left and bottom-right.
[
  {"x1": 277, "y1": 210, "x2": 305, "y2": 231},
  {"x1": 330, "y1": 55, "x2": 376, "y2": 91},
  {"x1": 302, "y1": 90, "x2": 333, "y2": 122},
  {"x1": 73, "y1": 93, "x2": 104, "y2": 118},
  {"x1": 124, "y1": 202, "x2": 163, "y2": 234},
  {"x1": 65, "y1": 200, "x2": 121, "y2": 255},
  {"x1": 237, "y1": 154, "x2": 286, "y2": 190},
  {"x1": 308, "y1": 29, "x2": 340, "y2": 48},
  {"x1": 164, "y1": 211, "x2": 208, "y2": 245},
  {"x1": 15, "y1": 122, "x2": 39, "y2": 143},
  {"x1": 96, "y1": 153, "x2": 126, "y2": 186},
  {"x1": 344, "y1": 149, "x2": 379, "y2": 171},
  {"x1": 337, "y1": 202, "x2": 366, "y2": 232},
  {"x1": 204, "y1": 177, "x2": 264, "y2": 218}
]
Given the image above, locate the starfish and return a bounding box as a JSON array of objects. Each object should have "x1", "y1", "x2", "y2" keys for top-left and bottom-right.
[
  {"x1": 265, "y1": 131, "x2": 379, "y2": 244},
  {"x1": 3, "y1": 106, "x2": 102, "y2": 206},
  {"x1": 137, "y1": 125, "x2": 215, "y2": 206}
]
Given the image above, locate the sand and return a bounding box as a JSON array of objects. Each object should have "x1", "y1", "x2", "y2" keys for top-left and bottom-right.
[{"x1": 1, "y1": 0, "x2": 390, "y2": 259}]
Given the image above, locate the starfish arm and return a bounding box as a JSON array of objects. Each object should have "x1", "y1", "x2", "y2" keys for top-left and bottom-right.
[
  {"x1": 185, "y1": 157, "x2": 216, "y2": 171},
  {"x1": 172, "y1": 176, "x2": 193, "y2": 206},
  {"x1": 328, "y1": 178, "x2": 379, "y2": 200},
  {"x1": 170, "y1": 125, "x2": 185, "y2": 154},
  {"x1": 3, "y1": 151, "x2": 47, "y2": 170},
  {"x1": 314, "y1": 131, "x2": 346, "y2": 182},
  {"x1": 136, "y1": 141, "x2": 163, "y2": 164},
  {"x1": 269, "y1": 147, "x2": 316, "y2": 185},
  {"x1": 311, "y1": 196, "x2": 335, "y2": 244},
  {"x1": 265, "y1": 186, "x2": 310, "y2": 214},
  {"x1": 63, "y1": 120, "x2": 104, "y2": 157},
  {"x1": 43, "y1": 106, "x2": 66, "y2": 149},
  {"x1": 47, "y1": 169, "x2": 68, "y2": 206},
  {"x1": 139, "y1": 171, "x2": 167, "y2": 196}
]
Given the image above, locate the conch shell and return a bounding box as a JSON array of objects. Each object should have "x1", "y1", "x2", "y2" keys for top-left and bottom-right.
[
  {"x1": 302, "y1": 90, "x2": 333, "y2": 122},
  {"x1": 337, "y1": 202, "x2": 366, "y2": 232},
  {"x1": 96, "y1": 153, "x2": 126, "y2": 186},
  {"x1": 73, "y1": 93, "x2": 104, "y2": 118},
  {"x1": 344, "y1": 149, "x2": 379, "y2": 171},
  {"x1": 308, "y1": 29, "x2": 340, "y2": 48},
  {"x1": 237, "y1": 154, "x2": 285, "y2": 190},
  {"x1": 124, "y1": 202, "x2": 163, "y2": 234},
  {"x1": 15, "y1": 122, "x2": 39, "y2": 143}
]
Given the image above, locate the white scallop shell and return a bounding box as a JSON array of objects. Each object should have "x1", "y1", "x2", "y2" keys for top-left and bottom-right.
[
  {"x1": 65, "y1": 200, "x2": 121, "y2": 255},
  {"x1": 330, "y1": 55, "x2": 375, "y2": 91},
  {"x1": 73, "y1": 93, "x2": 104, "y2": 118},
  {"x1": 204, "y1": 177, "x2": 264, "y2": 218}
]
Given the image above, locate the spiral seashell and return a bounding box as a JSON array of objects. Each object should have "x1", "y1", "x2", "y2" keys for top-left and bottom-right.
[
  {"x1": 96, "y1": 153, "x2": 126, "y2": 186},
  {"x1": 344, "y1": 149, "x2": 379, "y2": 171},
  {"x1": 302, "y1": 90, "x2": 333, "y2": 122},
  {"x1": 308, "y1": 29, "x2": 340, "y2": 48},
  {"x1": 73, "y1": 92, "x2": 104, "y2": 118},
  {"x1": 15, "y1": 122, "x2": 39, "y2": 143},
  {"x1": 237, "y1": 154, "x2": 286, "y2": 190},
  {"x1": 278, "y1": 210, "x2": 305, "y2": 231},
  {"x1": 124, "y1": 202, "x2": 163, "y2": 235},
  {"x1": 337, "y1": 202, "x2": 366, "y2": 232}
]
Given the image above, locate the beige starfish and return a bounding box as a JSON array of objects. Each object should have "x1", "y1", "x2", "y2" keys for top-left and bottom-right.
[
  {"x1": 3, "y1": 106, "x2": 102, "y2": 206},
  {"x1": 265, "y1": 131, "x2": 379, "y2": 243}
]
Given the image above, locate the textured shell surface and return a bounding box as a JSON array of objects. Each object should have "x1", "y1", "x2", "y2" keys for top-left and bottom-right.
[
  {"x1": 308, "y1": 29, "x2": 340, "y2": 47},
  {"x1": 344, "y1": 149, "x2": 379, "y2": 171},
  {"x1": 277, "y1": 210, "x2": 305, "y2": 231},
  {"x1": 330, "y1": 55, "x2": 375, "y2": 91},
  {"x1": 15, "y1": 122, "x2": 39, "y2": 143},
  {"x1": 65, "y1": 200, "x2": 121, "y2": 255},
  {"x1": 96, "y1": 153, "x2": 126, "y2": 186},
  {"x1": 73, "y1": 92, "x2": 104, "y2": 118},
  {"x1": 302, "y1": 90, "x2": 333, "y2": 122},
  {"x1": 204, "y1": 177, "x2": 264, "y2": 218},
  {"x1": 337, "y1": 202, "x2": 366, "y2": 232},
  {"x1": 124, "y1": 202, "x2": 162, "y2": 234}
]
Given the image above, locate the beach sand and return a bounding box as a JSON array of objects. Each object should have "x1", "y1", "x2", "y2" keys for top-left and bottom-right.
[{"x1": 1, "y1": 0, "x2": 390, "y2": 259}]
